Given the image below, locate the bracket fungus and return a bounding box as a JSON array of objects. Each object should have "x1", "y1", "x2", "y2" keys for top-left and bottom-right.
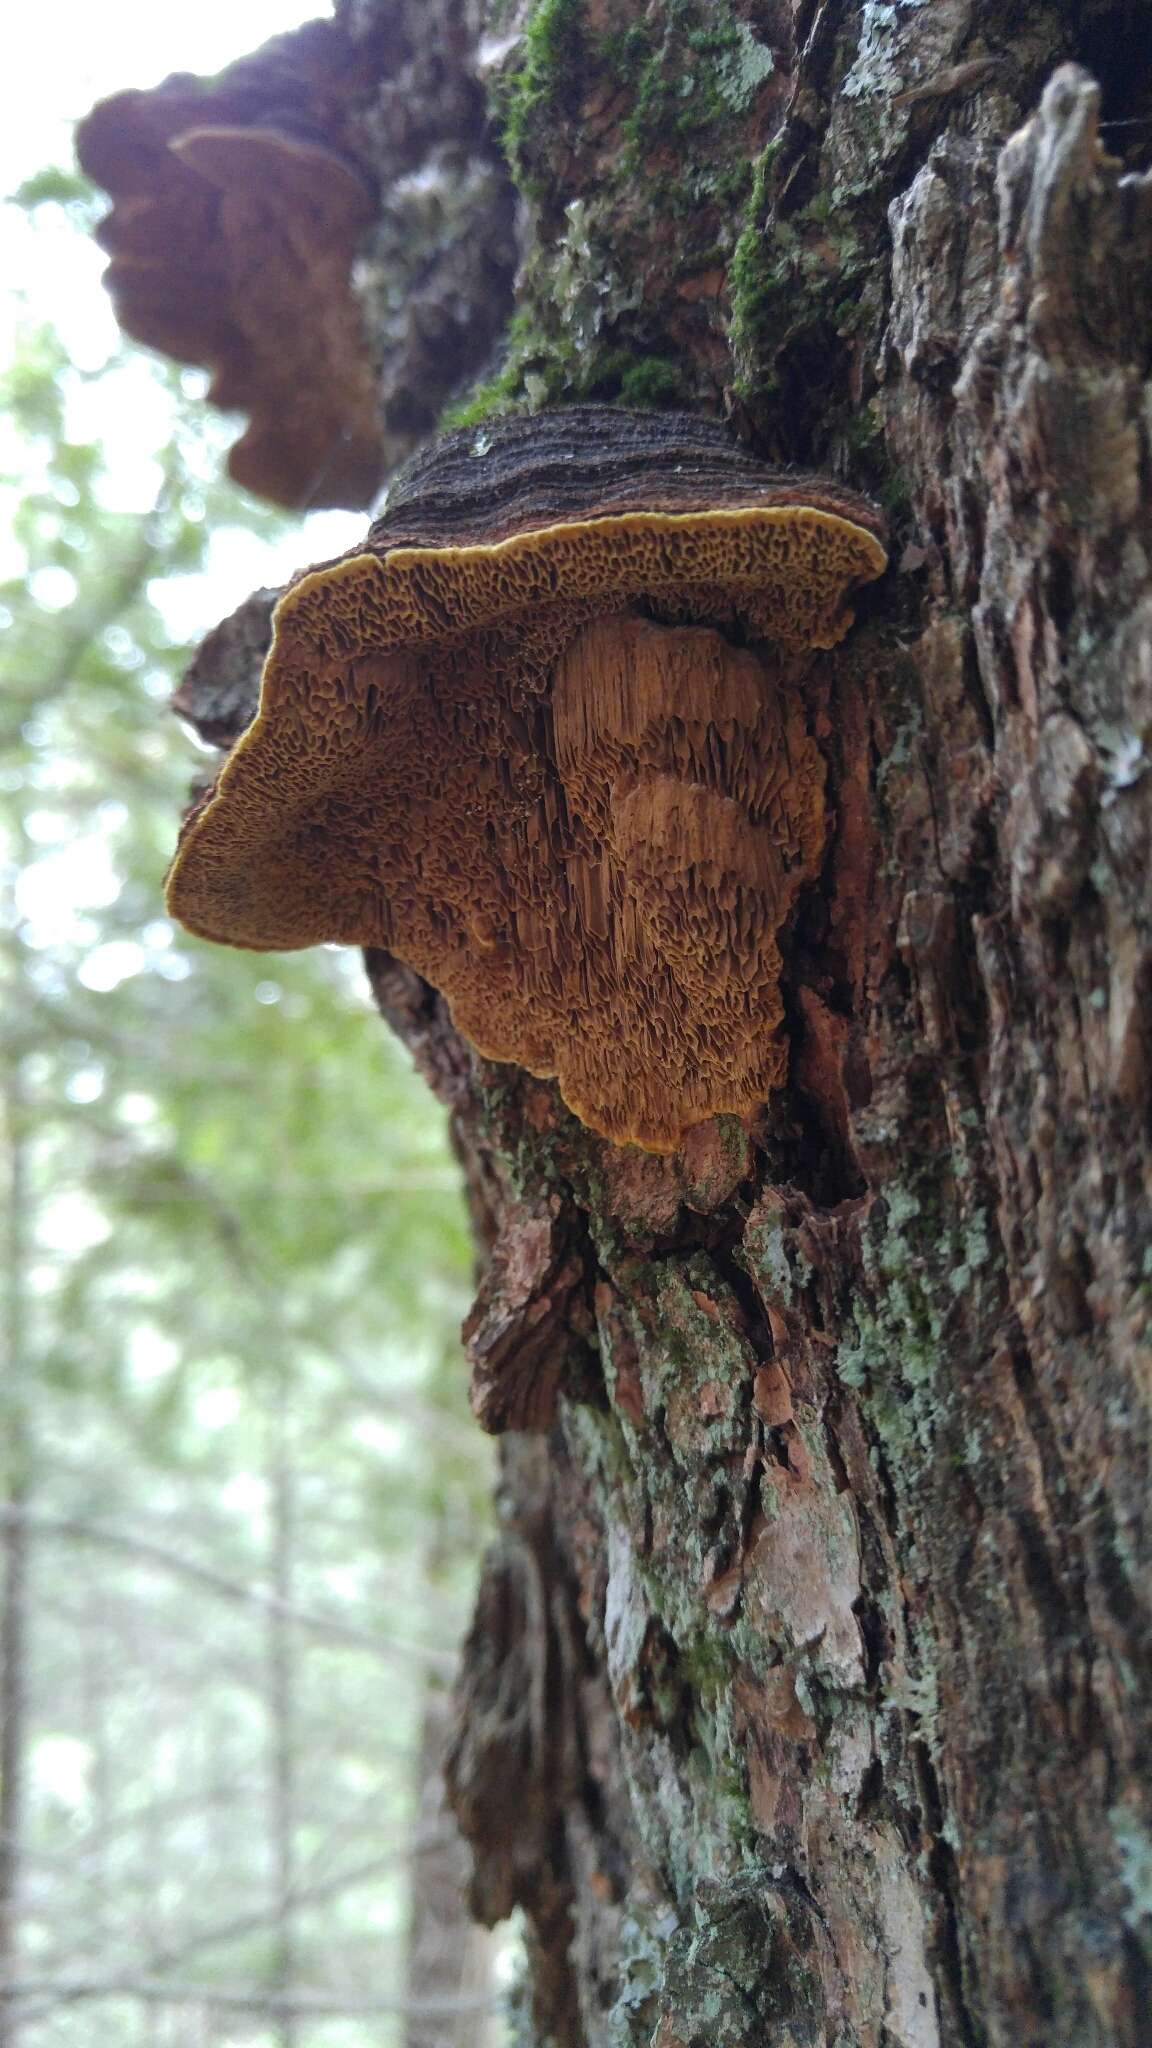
[
  {"x1": 77, "y1": 11, "x2": 517, "y2": 512},
  {"x1": 166, "y1": 408, "x2": 887, "y2": 1151},
  {"x1": 77, "y1": 30, "x2": 383, "y2": 510}
]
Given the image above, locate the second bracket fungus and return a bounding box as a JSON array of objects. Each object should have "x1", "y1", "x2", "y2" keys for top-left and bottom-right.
[
  {"x1": 77, "y1": 11, "x2": 518, "y2": 514},
  {"x1": 77, "y1": 26, "x2": 383, "y2": 511},
  {"x1": 167, "y1": 409, "x2": 887, "y2": 1151}
]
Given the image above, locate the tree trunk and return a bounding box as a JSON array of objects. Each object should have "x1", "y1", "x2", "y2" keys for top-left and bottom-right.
[
  {"x1": 266, "y1": 1377, "x2": 299, "y2": 2048},
  {"x1": 0, "y1": 1060, "x2": 33, "y2": 2048},
  {"x1": 403, "y1": 1678, "x2": 495, "y2": 2048},
  {"x1": 145, "y1": 1, "x2": 1152, "y2": 2042}
]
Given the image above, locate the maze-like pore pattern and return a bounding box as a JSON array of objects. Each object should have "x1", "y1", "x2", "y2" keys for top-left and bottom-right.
[{"x1": 167, "y1": 445, "x2": 887, "y2": 1149}]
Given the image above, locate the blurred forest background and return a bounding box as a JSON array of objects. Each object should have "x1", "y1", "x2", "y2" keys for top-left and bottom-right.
[{"x1": 1, "y1": 68, "x2": 498, "y2": 2048}]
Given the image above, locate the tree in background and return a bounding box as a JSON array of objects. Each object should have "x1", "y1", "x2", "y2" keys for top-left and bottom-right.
[{"x1": 1, "y1": 174, "x2": 493, "y2": 2046}]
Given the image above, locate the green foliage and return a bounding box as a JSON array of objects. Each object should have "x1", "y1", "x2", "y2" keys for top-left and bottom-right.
[
  {"x1": 2, "y1": 177, "x2": 488, "y2": 2044},
  {"x1": 13, "y1": 165, "x2": 96, "y2": 212}
]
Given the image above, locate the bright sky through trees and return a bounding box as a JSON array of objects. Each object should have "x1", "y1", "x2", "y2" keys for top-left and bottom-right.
[
  {"x1": 1, "y1": 0, "x2": 326, "y2": 188},
  {"x1": 3, "y1": 0, "x2": 365, "y2": 1158},
  {"x1": 1, "y1": 0, "x2": 366, "y2": 641}
]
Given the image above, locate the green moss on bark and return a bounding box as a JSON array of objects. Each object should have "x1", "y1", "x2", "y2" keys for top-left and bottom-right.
[
  {"x1": 438, "y1": 217, "x2": 693, "y2": 431},
  {"x1": 498, "y1": 0, "x2": 587, "y2": 190},
  {"x1": 447, "y1": 0, "x2": 787, "y2": 430},
  {"x1": 727, "y1": 150, "x2": 878, "y2": 414},
  {"x1": 598, "y1": 0, "x2": 774, "y2": 173}
]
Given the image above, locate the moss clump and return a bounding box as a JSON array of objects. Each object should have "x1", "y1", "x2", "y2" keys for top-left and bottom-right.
[
  {"x1": 443, "y1": 185, "x2": 681, "y2": 429},
  {"x1": 617, "y1": 356, "x2": 690, "y2": 407},
  {"x1": 437, "y1": 383, "x2": 518, "y2": 436},
  {"x1": 440, "y1": 311, "x2": 692, "y2": 434},
  {"x1": 499, "y1": 0, "x2": 587, "y2": 186},
  {"x1": 600, "y1": 1, "x2": 774, "y2": 173},
  {"x1": 725, "y1": 146, "x2": 782, "y2": 386},
  {"x1": 470, "y1": 0, "x2": 780, "y2": 435},
  {"x1": 726, "y1": 145, "x2": 890, "y2": 437}
]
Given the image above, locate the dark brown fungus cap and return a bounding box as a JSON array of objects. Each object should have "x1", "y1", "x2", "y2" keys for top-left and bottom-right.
[
  {"x1": 76, "y1": 32, "x2": 382, "y2": 510},
  {"x1": 166, "y1": 408, "x2": 888, "y2": 1151}
]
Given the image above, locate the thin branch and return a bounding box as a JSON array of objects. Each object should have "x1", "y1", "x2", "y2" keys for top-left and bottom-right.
[
  {"x1": 11, "y1": 1834, "x2": 459, "y2": 2030},
  {"x1": 1, "y1": 1979, "x2": 496, "y2": 2019},
  {"x1": 0, "y1": 1506, "x2": 457, "y2": 1675},
  {"x1": 145, "y1": 1834, "x2": 458, "y2": 1980},
  {"x1": 4, "y1": 465, "x2": 181, "y2": 715}
]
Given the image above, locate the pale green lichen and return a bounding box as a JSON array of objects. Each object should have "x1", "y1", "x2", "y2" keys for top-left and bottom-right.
[
  {"x1": 439, "y1": 193, "x2": 691, "y2": 429},
  {"x1": 1111, "y1": 1805, "x2": 1152, "y2": 1933},
  {"x1": 739, "y1": 1203, "x2": 812, "y2": 1302},
  {"x1": 840, "y1": 4, "x2": 907, "y2": 102},
  {"x1": 604, "y1": 1907, "x2": 676, "y2": 2048},
  {"x1": 837, "y1": 1173, "x2": 994, "y2": 1467},
  {"x1": 883, "y1": 1666, "x2": 940, "y2": 1726}
]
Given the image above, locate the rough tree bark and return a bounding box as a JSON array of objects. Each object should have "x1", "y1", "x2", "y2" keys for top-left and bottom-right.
[{"x1": 122, "y1": 2, "x2": 1152, "y2": 2043}]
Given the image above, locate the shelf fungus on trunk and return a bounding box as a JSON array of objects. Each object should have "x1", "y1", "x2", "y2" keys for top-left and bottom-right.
[{"x1": 166, "y1": 408, "x2": 887, "y2": 1151}]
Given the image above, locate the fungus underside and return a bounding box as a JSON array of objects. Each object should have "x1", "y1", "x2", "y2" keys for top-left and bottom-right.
[{"x1": 166, "y1": 416, "x2": 887, "y2": 1150}]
